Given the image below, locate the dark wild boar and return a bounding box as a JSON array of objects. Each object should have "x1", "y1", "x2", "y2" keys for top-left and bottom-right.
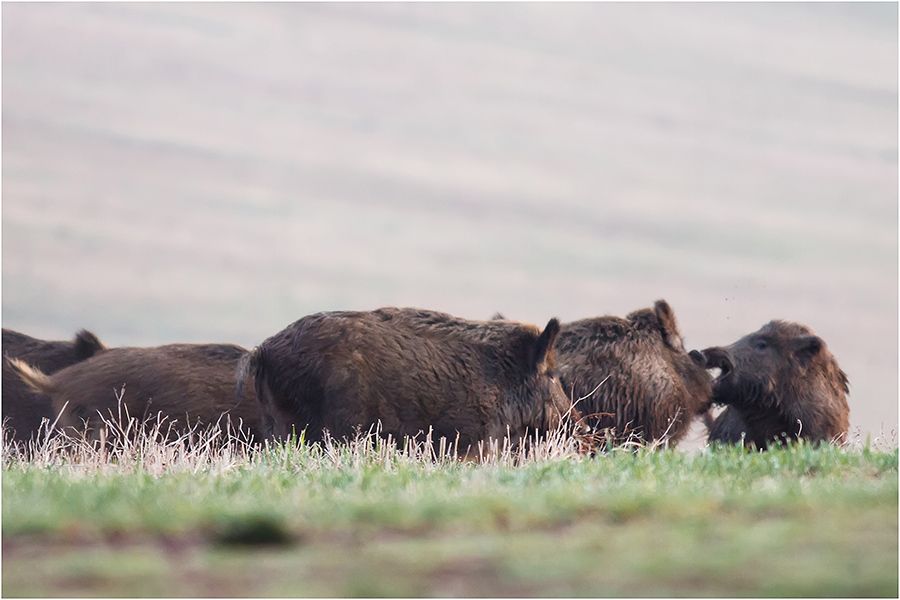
[
  {"x1": 9, "y1": 343, "x2": 261, "y2": 441},
  {"x1": 549, "y1": 300, "x2": 713, "y2": 446},
  {"x1": 236, "y1": 307, "x2": 572, "y2": 451},
  {"x1": 703, "y1": 320, "x2": 850, "y2": 449},
  {"x1": 2, "y1": 328, "x2": 106, "y2": 442}
]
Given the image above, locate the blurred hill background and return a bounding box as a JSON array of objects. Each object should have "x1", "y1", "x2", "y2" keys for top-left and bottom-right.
[{"x1": 2, "y1": 3, "x2": 896, "y2": 440}]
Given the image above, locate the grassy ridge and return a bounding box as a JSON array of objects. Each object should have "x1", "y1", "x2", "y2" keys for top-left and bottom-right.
[{"x1": 3, "y1": 442, "x2": 897, "y2": 596}]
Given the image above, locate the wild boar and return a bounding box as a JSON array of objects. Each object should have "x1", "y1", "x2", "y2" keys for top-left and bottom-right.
[
  {"x1": 236, "y1": 307, "x2": 572, "y2": 452},
  {"x1": 549, "y1": 300, "x2": 714, "y2": 446},
  {"x1": 703, "y1": 320, "x2": 850, "y2": 448},
  {"x1": 2, "y1": 328, "x2": 106, "y2": 442},
  {"x1": 9, "y1": 343, "x2": 261, "y2": 441}
]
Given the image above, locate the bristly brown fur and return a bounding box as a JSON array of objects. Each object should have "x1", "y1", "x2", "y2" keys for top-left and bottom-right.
[
  {"x1": 10, "y1": 343, "x2": 261, "y2": 442},
  {"x1": 554, "y1": 299, "x2": 712, "y2": 447},
  {"x1": 704, "y1": 320, "x2": 850, "y2": 449},
  {"x1": 2, "y1": 328, "x2": 107, "y2": 442},
  {"x1": 248, "y1": 307, "x2": 573, "y2": 452}
]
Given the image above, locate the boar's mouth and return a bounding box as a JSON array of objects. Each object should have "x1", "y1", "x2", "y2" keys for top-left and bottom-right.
[{"x1": 700, "y1": 347, "x2": 733, "y2": 384}]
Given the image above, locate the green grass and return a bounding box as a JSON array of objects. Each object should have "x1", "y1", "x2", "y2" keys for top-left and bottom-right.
[{"x1": 3, "y1": 441, "x2": 897, "y2": 597}]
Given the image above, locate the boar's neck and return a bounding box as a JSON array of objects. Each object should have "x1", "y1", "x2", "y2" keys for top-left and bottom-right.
[{"x1": 741, "y1": 406, "x2": 798, "y2": 448}]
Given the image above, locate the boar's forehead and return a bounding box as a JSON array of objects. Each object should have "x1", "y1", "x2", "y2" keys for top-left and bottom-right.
[
  {"x1": 2, "y1": 331, "x2": 81, "y2": 369},
  {"x1": 557, "y1": 316, "x2": 653, "y2": 348},
  {"x1": 755, "y1": 320, "x2": 814, "y2": 340},
  {"x1": 2, "y1": 330, "x2": 64, "y2": 355}
]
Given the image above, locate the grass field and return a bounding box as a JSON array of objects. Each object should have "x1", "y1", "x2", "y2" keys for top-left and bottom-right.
[{"x1": 2, "y1": 429, "x2": 897, "y2": 597}]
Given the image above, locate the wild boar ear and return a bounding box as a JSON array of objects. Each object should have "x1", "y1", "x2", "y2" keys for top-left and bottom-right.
[
  {"x1": 839, "y1": 369, "x2": 850, "y2": 394},
  {"x1": 688, "y1": 350, "x2": 706, "y2": 367},
  {"x1": 73, "y1": 330, "x2": 105, "y2": 360},
  {"x1": 490, "y1": 312, "x2": 506, "y2": 321},
  {"x1": 653, "y1": 300, "x2": 684, "y2": 351},
  {"x1": 531, "y1": 318, "x2": 561, "y2": 372},
  {"x1": 793, "y1": 335, "x2": 823, "y2": 362}
]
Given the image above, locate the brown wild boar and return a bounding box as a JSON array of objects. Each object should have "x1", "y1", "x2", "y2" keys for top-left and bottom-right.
[
  {"x1": 9, "y1": 343, "x2": 261, "y2": 441},
  {"x1": 2, "y1": 328, "x2": 106, "y2": 442},
  {"x1": 548, "y1": 300, "x2": 714, "y2": 446},
  {"x1": 702, "y1": 321, "x2": 850, "y2": 449},
  {"x1": 236, "y1": 307, "x2": 572, "y2": 451}
]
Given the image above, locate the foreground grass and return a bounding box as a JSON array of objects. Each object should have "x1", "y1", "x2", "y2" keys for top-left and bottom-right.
[{"x1": 2, "y1": 437, "x2": 897, "y2": 597}]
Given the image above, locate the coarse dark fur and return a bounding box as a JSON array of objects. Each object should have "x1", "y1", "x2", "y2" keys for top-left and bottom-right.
[
  {"x1": 236, "y1": 307, "x2": 571, "y2": 452},
  {"x1": 705, "y1": 406, "x2": 750, "y2": 445},
  {"x1": 550, "y1": 300, "x2": 713, "y2": 446},
  {"x1": 2, "y1": 328, "x2": 106, "y2": 442},
  {"x1": 9, "y1": 343, "x2": 261, "y2": 441},
  {"x1": 703, "y1": 321, "x2": 850, "y2": 449}
]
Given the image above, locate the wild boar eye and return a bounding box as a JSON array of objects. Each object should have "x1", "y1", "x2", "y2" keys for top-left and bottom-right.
[{"x1": 754, "y1": 340, "x2": 768, "y2": 351}]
